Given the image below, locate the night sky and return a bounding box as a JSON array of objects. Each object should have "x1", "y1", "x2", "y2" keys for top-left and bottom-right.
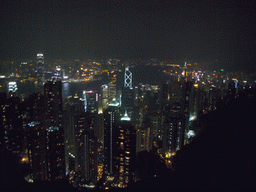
[{"x1": 1, "y1": 0, "x2": 256, "y2": 71}]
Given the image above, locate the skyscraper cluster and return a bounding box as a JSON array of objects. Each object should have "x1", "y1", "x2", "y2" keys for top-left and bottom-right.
[
  {"x1": 1, "y1": 80, "x2": 65, "y2": 182},
  {"x1": 1, "y1": 55, "x2": 255, "y2": 190}
]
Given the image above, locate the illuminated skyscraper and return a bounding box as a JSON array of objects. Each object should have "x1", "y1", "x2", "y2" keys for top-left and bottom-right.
[
  {"x1": 122, "y1": 88, "x2": 133, "y2": 110},
  {"x1": 1, "y1": 96, "x2": 22, "y2": 154},
  {"x1": 101, "y1": 84, "x2": 109, "y2": 111},
  {"x1": 36, "y1": 53, "x2": 45, "y2": 84},
  {"x1": 116, "y1": 113, "x2": 136, "y2": 187},
  {"x1": 124, "y1": 67, "x2": 132, "y2": 88},
  {"x1": 23, "y1": 93, "x2": 47, "y2": 182},
  {"x1": 108, "y1": 74, "x2": 117, "y2": 102},
  {"x1": 104, "y1": 99, "x2": 119, "y2": 176},
  {"x1": 27, "y1": 121, "x2": 47, "y2": 181},
  {"x1": 8, "y1": 81, "x2": 17, "y2": 97},
  {"x1": 72, "y1": 113, "x2": 98, "y2": 186},
  {"x1": 43, "y1": 81, "x2": 65, "y2": 181},
  {"x1": 37, "y1": 53, "x2": 44, "y2": 71},
  {"x1": 8, "y1": 81, "x2": 17, "y2": 93},
  {"x1": 122, "y1": 66, "x2": 134, "y2": 115},
  {"x1": 162, "y1": 116, "x2": 183, "y2": 158},
  {"x1": 180, "y1": 81, "x2": 193, "y2": 145},
  {"x1": 44, "y1": 81, "x2": 63, "y2": 128},
  {"x1": 85, "y1": 90, "x2": 98, "y2": 113},
  {"x1": 82, "y1": 90, "x2": 87, "y2": 112}
]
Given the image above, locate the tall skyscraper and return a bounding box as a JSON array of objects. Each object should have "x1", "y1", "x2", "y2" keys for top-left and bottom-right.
[
  {"x1": 122, "y1": 88, "x2": 134, "y2": 110},
  {"x1": 116, "y1": 113, "x2": 136, "y2": 187},
  {"x1": 85, "y1": 90, "x2": 98, "y2": 113},
  {"x1": 27, "y1": 121, "x2": 48, "y2": 181},
  {"x1": 37, "y1": 53, "x2": 44, "y2": 70},
  {"x1": 108, "y1": 74, "x2": 117, "y2": 102},
  {"x1": 0, "y1": 92, "x2": 7, "y2": 146},
  {"x1": 122, "y1": 66, "x2": 134, "y2": 117},
  {"x1": 36, "y1": 53, "x2": 45, "y2": 83},
  {"x1": 23, "y1": 93, "x2": 47, "y2": 182},
  {"x1": 103, "y1": 101, "x2": 136, "y2": 188},
  {"x1": 1, "y1": 95, "x2": 22, "y2": 154},
  {"x1": 43, "y1": 81, "x2": 65, "y2": 181},
  {"x1": 124, "y1": 67, "x2": 132, "y2": 88},
  {"x1": 104, "y1": 99, "x2": 120, "y2": 176},
  {"x1": 64, "y1": 101, "x2": 99, "y2": 186},
  {"x1": 73, "y1": 114, "x2": 97, "y2": 186},
  {"x1": 44, "y1": 81, "x2": 63, "y2": 128},
  {"x1": 162, "y1": 116, "x2": 183, "y2": 160},
  {"x1": 8, "y1": 81, "x2": 18, "y2": 96},
  {"x1": 101, "y1": 84, "x2": 109, "y2": 111},
  {"x1": 63, "y1": 104, "x2": 77, "y2": 176},
  {"x1": 82, "y1": 90, "x2": 87, "y2": 112},
  {"x1": 180, "y1": 81, "x2": 193, "y2": 145}
]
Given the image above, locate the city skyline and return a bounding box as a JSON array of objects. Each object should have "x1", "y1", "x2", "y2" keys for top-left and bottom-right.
[
  {"x1": 1, "y1": 0, "x2": 256, "y2": 72},
  {"x1": 1, "y1": 54, "x2": 255, "y2": 189},
  {"x1": 1, "y1": 0, "x2": 256, "y2": 189}
]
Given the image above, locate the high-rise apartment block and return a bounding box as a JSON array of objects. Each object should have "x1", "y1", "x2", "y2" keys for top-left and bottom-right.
[{"x1": 1, "y1": 95, "x2": 23, "y2": 154}]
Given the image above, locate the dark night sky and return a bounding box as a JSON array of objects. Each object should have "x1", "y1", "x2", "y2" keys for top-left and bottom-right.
[{"x1": 1, "y1": 0, "x2": 256, "y2": 71}]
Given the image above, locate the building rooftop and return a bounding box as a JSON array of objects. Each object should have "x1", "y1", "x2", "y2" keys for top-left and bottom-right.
[{"x1": 108, "y1": 98, "x2": 119, "y2": 107}]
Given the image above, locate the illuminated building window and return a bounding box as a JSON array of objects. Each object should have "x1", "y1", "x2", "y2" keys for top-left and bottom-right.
[{"x1": 120, "y1": 166, "x2": 124, "y2": 173}]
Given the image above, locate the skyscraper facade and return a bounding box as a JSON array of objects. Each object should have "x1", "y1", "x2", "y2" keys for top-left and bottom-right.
[
  {"x1": 121, "y1": 87, "x2": 133, "y2": 110},
  {"x1": 1, "y1": 95, "x2": 22, "y2": 154},
  {"x1": 86, "y1": 90, "x2": 98, "y2": 113},
  {"x1": 76, "y1": 113, "x2": 98, "y2": 185},
  {"x1": 43, "y1": 81, "x2": 65, "y2": 181},
  {"x1": 36, "y1": 53, "x2": 45, "y2": 83},
  {"x1": 116, "y1": 117, "x2": 136, "y2": 187},
  {"x1": 121, "y1": 66, "x2": 134, "y2": 119},
  {"x1": 108, "y1": 74, "x2": 117, "y2": 102},
  {"x1": 101, "y1": 84, "x2": 109, "y2": 111},
  {"x1": 104, "y1": 99, "x2": 120, "y2": 176}
]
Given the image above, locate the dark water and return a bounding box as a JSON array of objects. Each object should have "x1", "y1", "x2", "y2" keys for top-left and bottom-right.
[
  {"x1": 15, "y1": 75, "x2": 109, "y2": 99},
  {"x1": 62, "y1": 65, "x2": 168, "y2": 98},
  {"x1": 62, "y1": 79, "x2": 107, "y2": 98},
  {"x1": 0, "y1": 79, "x2": 38, "y2": 98},
  {"x1": 17, "y1": 81, "x2": 39, "y2": 97},
  {"x1": 1, "y1": 79, "x2": 108, "y2": 99}
]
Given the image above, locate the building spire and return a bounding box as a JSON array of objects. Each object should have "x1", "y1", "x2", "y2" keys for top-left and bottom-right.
[{"x1": 121, "y1": 110, "x2": 131, "y2": 121}]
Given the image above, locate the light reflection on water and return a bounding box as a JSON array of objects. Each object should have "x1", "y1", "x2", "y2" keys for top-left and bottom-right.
[
  {"x1": 62, "y1": 80, "x2": 105, "y2": 98},
  {"x1": 2, "y1": 74, "x2": 107, "y2": 99},
  {"x1": 10, "y1": 80, "x2": 106, "y2": 99}
]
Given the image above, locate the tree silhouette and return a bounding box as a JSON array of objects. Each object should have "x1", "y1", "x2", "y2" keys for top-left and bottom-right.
[{"x1": 170, "y1": 88, "x2": 256, "y2": 190}]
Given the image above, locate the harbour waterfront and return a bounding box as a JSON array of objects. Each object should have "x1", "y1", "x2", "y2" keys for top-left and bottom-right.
[
  {"x1": 0, "y1": 79, "x2": 38, "y2": 98},
  {"x1": 62, "y1": 80, "x2": 105, "y2": 98},
  {"x1": 0, "y1": 65, "x2": 168, "y2": 99},
  {"x1": 0, "y1": 76, "x2": 109, "y2": 99}
]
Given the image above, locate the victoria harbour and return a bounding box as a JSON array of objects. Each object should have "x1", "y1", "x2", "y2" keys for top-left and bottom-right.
[{"x1": 1, "y1": 0, "x2": 255, "y2": 190}]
